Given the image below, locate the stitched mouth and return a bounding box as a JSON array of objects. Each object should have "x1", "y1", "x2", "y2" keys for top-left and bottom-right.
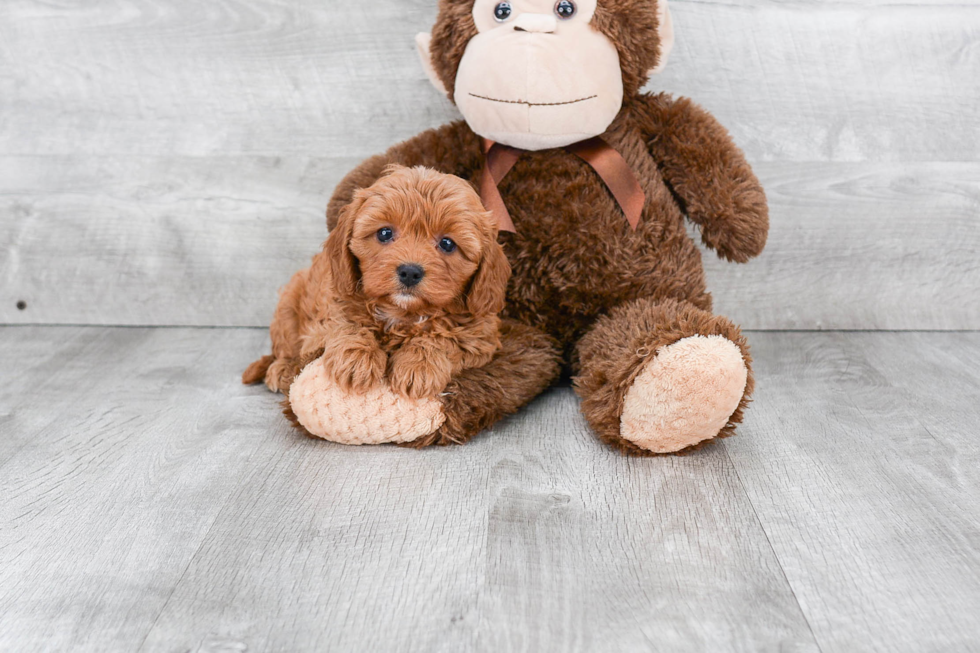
[{"x1": 468, "y1": 93, "x2": 598, "y2": 107}]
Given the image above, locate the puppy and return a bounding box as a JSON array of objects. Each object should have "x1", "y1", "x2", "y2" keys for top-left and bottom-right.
[{"x1": 243, "y1": 165, "x2": 510, "y2": 400}]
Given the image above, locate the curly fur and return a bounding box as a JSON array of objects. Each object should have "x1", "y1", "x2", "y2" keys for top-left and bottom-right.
[{"x1": 244, "y1": 166, "x2": 510, "y2": 403}]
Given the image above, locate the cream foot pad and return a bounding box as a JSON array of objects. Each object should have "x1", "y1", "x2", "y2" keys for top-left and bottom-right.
[
  {"x1": 288, "y1": 357, "x2": 446, "y2": 445},
  {"x1": 621, "y1": 335, "x2": 747, "y2": 454}
]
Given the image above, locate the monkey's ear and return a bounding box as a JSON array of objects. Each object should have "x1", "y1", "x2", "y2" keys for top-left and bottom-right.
[
  {"x1": 415, "y1": 33, "x2": 448, "y2": 96},
  {"x1": 649, "y1": 1, "x2": 675, "y2": 75}
]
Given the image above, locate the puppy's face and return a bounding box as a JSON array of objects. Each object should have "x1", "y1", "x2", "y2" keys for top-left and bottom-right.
[{"x1": 336, "y1": 167, "x2": 507, "y2": 315}]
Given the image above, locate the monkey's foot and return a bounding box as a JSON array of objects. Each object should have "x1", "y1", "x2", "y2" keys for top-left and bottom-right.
[
  {"x1": 620, "y1": 335, "x2": 748, "y2": 454},
  {"x1": 288, "y1": 357, "x2": 445, "y2": 445}
]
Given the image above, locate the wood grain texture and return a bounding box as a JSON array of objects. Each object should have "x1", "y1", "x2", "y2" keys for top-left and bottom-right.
[
  {"x1": 0, "y1": 0, "x2": 977, "y2": 162},
  {"x1": 0, "y1": 155, "x2": 351, "y2": 327},
  {"x1": 2, "y1": 0, "x2": 978, "y2": 329},
  {"x1": 0, "y1": 326, "x2": 157, "y2": 464},
  {"x1": 2, "y1": 158, "x2": 977, "y2": 329},
  {"x1": 705, "y1": 161, "x2": 980, "y2": 330},
  {"x1": 463, "y1": 391, "x2": 816, "y2": 653},
  {"x1": 2, "y1": 327, "x2": 980, "y2": 651},
  {"x1": 137, "y1": 389, "x2": 818, "y2": 653},
  {"x1": 0, "y1": 326, "x2": 821, "y2": 652},
  {"x1": 0, "y1": 327, "x2": 286, "y2": 653},
  {"x1": 725, "y1": 331, "x2": 980, "y2": 652},
  {"x1": 657, "y1": 1, "x2": 980, "y2": 163}
]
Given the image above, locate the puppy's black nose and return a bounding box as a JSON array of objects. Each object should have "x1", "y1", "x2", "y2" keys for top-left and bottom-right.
[{"x1": 397, "y1": 263, "x2": 425, "y2": 288}]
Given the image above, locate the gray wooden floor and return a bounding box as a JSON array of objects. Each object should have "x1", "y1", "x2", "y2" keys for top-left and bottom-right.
[{"x1": 1, "y1": 327, "x2": 978, "y2": 652}]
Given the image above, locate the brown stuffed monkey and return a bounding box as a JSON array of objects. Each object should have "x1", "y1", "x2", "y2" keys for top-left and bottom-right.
[{"x1": 286, "y1": 0, "x2": 768, "y2": 455}]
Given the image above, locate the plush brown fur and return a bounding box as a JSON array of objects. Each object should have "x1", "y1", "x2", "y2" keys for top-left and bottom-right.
[
  {"x1": 575, "y1": 297, "x2": 754, "y2": 456},
  {"x1": 401, "y1": 319, "x2": 561, "y2": 448},
  {"x1": 245, "y1": 166, "x2": 510, "y2": 402},
  {"x1": 309, "y1": 0, "x2": 768, "y2": 452}
]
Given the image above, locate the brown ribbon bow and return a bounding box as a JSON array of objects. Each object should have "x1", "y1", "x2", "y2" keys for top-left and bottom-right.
[{"x1": 480, "y1": 136, "x2": 646, "y2": 234}]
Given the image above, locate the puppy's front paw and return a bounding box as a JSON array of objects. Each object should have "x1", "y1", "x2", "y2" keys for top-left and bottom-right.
[
  {"x1": 321, "y1": 343, "x2": 387, "y2": 394},
  {"x1": 388, "y1": 348, "x2": 452, "y2": 400}
]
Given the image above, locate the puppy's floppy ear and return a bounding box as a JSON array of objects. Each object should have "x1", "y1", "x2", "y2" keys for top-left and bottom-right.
[
  {"x1": 467, "y1": 230, "x2": 511, "y2": 317},
  {"x1": 325, "y1": 196, "x2": 362, "y2": 296}
]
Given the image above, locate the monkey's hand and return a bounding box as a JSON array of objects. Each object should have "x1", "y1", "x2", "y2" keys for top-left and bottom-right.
[
  {"x1": 388, "y1": 341, "x2": 454, "y2": 400},
  {"x1": 636, "y1": 93, "x2": 769, "y2": 264}
]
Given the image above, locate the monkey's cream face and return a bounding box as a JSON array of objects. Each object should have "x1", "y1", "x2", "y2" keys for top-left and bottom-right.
[{"x1": 454, "y1": 0, "x2": 624, "y2": 151}]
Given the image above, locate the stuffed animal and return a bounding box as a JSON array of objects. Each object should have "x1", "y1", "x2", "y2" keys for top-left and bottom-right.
[{"x1": 283, "y1": 0, "x2": 768, "y2": 454}]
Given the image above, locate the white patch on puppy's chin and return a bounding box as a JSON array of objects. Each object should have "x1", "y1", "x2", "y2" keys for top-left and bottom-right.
[{"x1": 392, "y1": 293, "x2": 419, "y2": 310}]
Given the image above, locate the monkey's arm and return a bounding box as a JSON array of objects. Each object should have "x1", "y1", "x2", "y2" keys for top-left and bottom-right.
[
  {"x1": 326, "y1": 121, "x2": 484, "y2": 230},
  {"x1": 633, "y1": 93, "x2": 768, "y2": 263}
]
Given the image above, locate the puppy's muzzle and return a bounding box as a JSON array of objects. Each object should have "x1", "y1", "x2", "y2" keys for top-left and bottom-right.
[{"x1": 397, "y1": 263, "x2": 425, "y2": 288}]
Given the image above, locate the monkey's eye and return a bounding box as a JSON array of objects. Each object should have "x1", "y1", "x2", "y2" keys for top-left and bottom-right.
[
  {"x1": 377, "y1": 227, "x2": 395, "y2": 243},
  {"x1": 493, "y1": 2, "x2": 513, "y2": 22},
  {"x1": 438, "y1": 237, "x2": 457, "y2": 253},
  {"x1": 555, "y1": 0, "x2": 576, "y2": 19}
]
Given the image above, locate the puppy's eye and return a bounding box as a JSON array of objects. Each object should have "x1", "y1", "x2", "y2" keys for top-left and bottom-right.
[
  {"x1": 377, "y1": 227, "x2": 394, "y2": 243},
  {"x1": 555, "y1": 0, "x2": 575, "y2": 19},
  {"x1": 438, "y1": 237, "x2": 457, "y2": 253},
  {"x1": 493, "y1": 2, "x2": 512, "y2": 22}
]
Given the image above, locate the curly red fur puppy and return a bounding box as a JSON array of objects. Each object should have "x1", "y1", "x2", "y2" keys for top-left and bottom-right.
[{"x1": 243, "y1": 165, "x2": 510, "y2": 400}]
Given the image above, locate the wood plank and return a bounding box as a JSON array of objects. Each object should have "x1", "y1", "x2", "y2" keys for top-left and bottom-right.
[
  {"x1": 3, "y1": 327, "x2": 980, "y2": 651},
  {"x1": 3, "y1": 157, "x2": 978, "y2": 329},
  {"x1": 705, "y1": 162, "x2": 980, "y2": 330},
  {"x1": 469, "y1": 390, "x2": 818, "y2": 652},
  {"x1": 724, "y1": 331, "x2": 980, "y2": 652},
  {"x1": 0, "y1": 1, "x2": 976, "y2": 163},
  {"x1": 137, "y1": 386, "x2": 818, "y2": 652},
  {"x1": 0, "y1": 155, "x2": 349, "y2": 327},
  {"x1": 0, "y1": 326, "x2": 159, "y2": 464},
  {"x1": 136, "y1": 400, "x2": 497, "y2": 653},
  {"x1": 3, "y1": 0, "x2": 978, "y2": 329},
  {"x1": 657, "y1": 1, "x2": 980, "y2": 163},
  {"x1": 0, "y1": 327, "x2": 817, "y2": 652},
  {"x1": 0, "y1": 327, "x2": 286, "y2": 652},
  {"x1": 0, "y1": 0, "x2": 450, "y2": 158}
]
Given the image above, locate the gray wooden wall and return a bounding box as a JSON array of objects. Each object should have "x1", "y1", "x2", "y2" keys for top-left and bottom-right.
[{"x1": 2, "y1": 0, "x2": 978, "y2": 330}]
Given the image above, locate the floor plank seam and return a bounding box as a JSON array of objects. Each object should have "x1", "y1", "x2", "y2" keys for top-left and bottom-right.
[
  {"x1": 132, "y1": 360, "x2": 291, "y2": 652},
  {"x1": 722, "y1": 443, "x2": 826, "y2": 653},
  {"x1": 131, "y1": 429, "x2": 278, "y2": 653},
  {"x1": 134, "y1": 548, "x2": 200, "y2": 653}
]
